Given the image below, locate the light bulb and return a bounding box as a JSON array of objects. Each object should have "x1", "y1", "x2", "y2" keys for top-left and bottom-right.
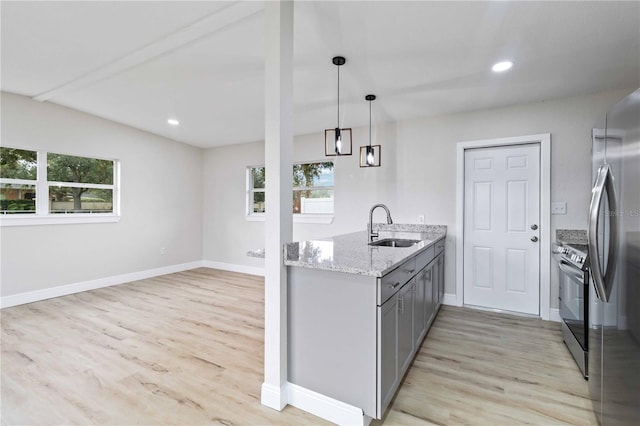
[
  {"x1": 335, "y1": 128, "x2": 342, "y2": 154},
  {"x1": 366, "y1": 150, "x2": 375, "y2": 166}
]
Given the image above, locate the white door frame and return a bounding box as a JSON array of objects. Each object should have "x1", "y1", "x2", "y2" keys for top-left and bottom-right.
[{"x1": 455, "y1": 134, "x2": 551, "y2": 320}]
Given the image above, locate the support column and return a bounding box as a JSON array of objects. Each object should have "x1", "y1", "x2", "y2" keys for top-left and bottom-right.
[{"x1": 261, "y1": 0, "x2": 293, "y2": 411}]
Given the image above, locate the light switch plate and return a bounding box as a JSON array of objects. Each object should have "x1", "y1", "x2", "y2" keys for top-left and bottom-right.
[{"x1": 551, "y1": 202, "x2": 567, "y2": 215}]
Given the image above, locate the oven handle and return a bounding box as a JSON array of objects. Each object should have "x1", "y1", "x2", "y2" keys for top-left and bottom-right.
[
  {"x1": 587, "y1": 164, "x2": 619, "y2": 302},
  {"x1": 558, "y1": 259, "x2": 585, "y2": 282}
]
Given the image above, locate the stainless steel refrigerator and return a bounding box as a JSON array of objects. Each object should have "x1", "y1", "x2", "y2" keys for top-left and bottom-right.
[{"x1": 588, "y1": 88, "x2": 640, "y2": 425}]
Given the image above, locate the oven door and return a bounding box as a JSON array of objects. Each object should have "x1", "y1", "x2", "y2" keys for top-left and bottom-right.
[{"x1": 558, "y1": 258, "x2": 588, "y2": 351}]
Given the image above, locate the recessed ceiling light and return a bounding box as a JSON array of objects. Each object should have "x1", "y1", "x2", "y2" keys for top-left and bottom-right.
[
  {"x1": 492, "y1": 61, "x2": 513, "y2": 72},
  {"x1": 167, "y1": 118, "x2": 180, "y2": 126}
]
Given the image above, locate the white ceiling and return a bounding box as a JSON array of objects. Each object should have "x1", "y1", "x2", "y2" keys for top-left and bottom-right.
[{"x1": 2, "y1": 1, "x2": 639, "y2": 148}]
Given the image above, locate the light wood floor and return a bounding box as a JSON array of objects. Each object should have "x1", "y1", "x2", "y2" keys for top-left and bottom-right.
[{"x1": 1, "y1": 268, "x2": 597, "y2": 425}]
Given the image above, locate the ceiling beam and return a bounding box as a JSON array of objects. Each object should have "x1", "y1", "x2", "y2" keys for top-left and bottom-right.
[{"x1": 32, "y1": 1, "x2": 263, "y2": 102}]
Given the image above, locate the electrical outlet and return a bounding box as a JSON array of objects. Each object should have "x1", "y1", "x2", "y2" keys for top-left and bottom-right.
[
  {"x1": 160, "y1": 247, "x2": 167, "y2": 255},
  {"x1": 418, "y1": 215, "x2": 425, "y2": 224},
  {"x1": 551, "y1": 202, "x2": 567, "y2": 215}
]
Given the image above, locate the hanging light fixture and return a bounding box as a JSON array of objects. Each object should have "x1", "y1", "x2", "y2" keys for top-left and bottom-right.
[
  {"x1": 359, "y1": 94, "x2": 381, "y2": 167},
  {"x1": 325, "y1": 56, "x2": 352, "y2": 156}
]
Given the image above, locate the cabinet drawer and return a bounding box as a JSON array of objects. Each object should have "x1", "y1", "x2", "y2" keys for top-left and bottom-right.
[
  {"x1": 378, "y1": 257, "x2": 416, "y2": 305},
  {"x1": 434, "y1": 239, "x2": 445, "y2": 255},
  {"x1": 415, "y1": 246, "x2": 435, "y2": 271}
]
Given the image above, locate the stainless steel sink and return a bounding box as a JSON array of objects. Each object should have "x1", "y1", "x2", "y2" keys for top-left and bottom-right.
[{"x1": 368, "y1": 238, "x2": 420, "y2": 248}]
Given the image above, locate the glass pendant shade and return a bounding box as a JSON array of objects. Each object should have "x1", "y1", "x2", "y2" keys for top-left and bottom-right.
[
  {"x1": 359, "y1": 94, "x2": 381, "y2": 167},
  {"x1": 325, "y1": 56, "x2": 352, "y2": 156},
  {"x1": 325, "y1": 127, "x2": 352, "y2": 156},
  {"x1": 359, "y1": 144, "x2": 381, "y2": 167}
]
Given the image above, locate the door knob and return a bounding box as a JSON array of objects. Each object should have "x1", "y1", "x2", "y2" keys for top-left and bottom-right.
[
  {"x1": 531, "y1": 224, "x2": 538, "y2": 230},
  {"x1": 531, "y1": 236, "x2": 539, "y2": 242}
]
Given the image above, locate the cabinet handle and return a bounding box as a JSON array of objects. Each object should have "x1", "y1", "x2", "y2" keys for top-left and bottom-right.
[
  {"x1": 389, "y1": 282, "x2": 401, "y2": 289},
  {"x1": 398, "y1": 297, "x2": 404, "y2": 314},
  {"x1": 404, "y1": 268, "x2": 415, "y2": 274}
]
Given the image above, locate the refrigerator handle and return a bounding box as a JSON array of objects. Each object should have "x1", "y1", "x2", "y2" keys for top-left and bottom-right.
[{"x1": 587, "y1": 164, "x2": 619, "y2": 302}]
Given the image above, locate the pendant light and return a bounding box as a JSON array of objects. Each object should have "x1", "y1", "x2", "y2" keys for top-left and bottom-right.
[
  {"x1": 325, "y1": 56, "x2": 352, "y2": 156},
  {"x1": 359, "y1": 94, "x2": 381, "y2": 167}
]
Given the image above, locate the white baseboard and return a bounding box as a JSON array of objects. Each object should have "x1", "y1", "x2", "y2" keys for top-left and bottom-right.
[
  {"x1": 260, "y1": 382, "x2": 288, "y2": 411},
  {"x1": 0, "y1": 261, "x2": 203, "y2": 309},
  {"x1": 287, "y1": 383, "x2": 371, "y2": 426},
  {"x1": 549, "y1": 308, "x2": 561, "y2": 322},
  {"x1": 203, "y1": 260, "x2": 265, "y2": 277},
  {"x1": 442, "y1": 293, "x2": 458, "y2": 306}
]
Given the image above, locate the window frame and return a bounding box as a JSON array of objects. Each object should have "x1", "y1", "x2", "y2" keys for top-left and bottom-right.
[
  {"x1": 0, "y1": 148, "x2": 121, "y2": 226},
  {"x1": 246, "y1": 160, "x2": 334, "y2": 224}
]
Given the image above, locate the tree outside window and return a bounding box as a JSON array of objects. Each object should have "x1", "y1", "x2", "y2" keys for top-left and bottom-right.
[
  {"x1": 248, "y1": 161, "x2": 334, "y2": 215},
  {"x1": 0, "y1": 147, "x2": 117, "y2": 216}
]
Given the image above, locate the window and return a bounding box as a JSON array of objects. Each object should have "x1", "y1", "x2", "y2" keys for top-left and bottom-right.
[
  {"x1": 0, "y1": 148, "x2": 37, "y2": 215},
  {"x1": 0, "y1": 147, "x2": 119, "y2": 225},
  {"x1": 249, "y1": 166, "x2": 265, "y2": 214},
  {"x1": 247, "y1": 161, "x2": 334, "y2": 222},
  {"x1": 292, "y1": 162, "x2": 334, "y2": 214},
  {"x1": 47, "y1": 153, "x2": 114, "y2": 214}
]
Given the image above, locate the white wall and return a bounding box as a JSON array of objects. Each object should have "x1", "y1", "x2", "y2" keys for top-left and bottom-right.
[
  {"x1": 2, "y1": 88, "x2": 631, "y2": 308},
  {"x1": 202, "y1": 88, "x2": 633, "y2": 310},
  {"x1": 0, "y1": 92, "x2": 203, "y2": 297}
]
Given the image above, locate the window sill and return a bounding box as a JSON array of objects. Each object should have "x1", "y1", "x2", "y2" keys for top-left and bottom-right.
[
  {"x1": 0, "y1": 214, "x2": 121, "y2": 227},
  {"x1": 246, "y1": 214, "x2": 334, "y2": 224}
]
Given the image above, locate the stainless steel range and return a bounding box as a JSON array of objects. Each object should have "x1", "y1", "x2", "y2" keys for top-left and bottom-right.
[{"x1": 553, "y1": 242, "x2": 589, "y2": 378}]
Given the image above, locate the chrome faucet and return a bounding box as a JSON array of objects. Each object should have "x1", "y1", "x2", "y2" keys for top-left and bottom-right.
[{"x1": 368, "y1": 204, "x2": 393, "y2": 241}]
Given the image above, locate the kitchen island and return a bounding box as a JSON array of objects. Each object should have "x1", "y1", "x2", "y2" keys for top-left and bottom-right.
[{"x1": 284, "y1": 224, "x2": 446, "y2": 424}]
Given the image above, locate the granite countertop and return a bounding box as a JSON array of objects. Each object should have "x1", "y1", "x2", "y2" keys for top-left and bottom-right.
[{"x1": 284, "y1": 224, "x2": 446, "y2": 277}]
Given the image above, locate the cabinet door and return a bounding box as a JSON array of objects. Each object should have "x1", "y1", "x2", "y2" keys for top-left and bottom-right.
[
  {"x1": 423, "y1": 264, "x2": 434, "y2": 327},
  {"x1": 438, "y1": 254, "x2": 445, "y2": 306},
  {"x1": 413, "y1": 272, "x2": 425, "y2": 344},
  {"x1": 378, "y1": 297, "x2": 398, "y2": 415},
  {"x1": 398, "y1": 280, "x2": 415, "y2": 375},
  {"x1": 432, "y1": 258, "x2": 440, "y2": 311}
]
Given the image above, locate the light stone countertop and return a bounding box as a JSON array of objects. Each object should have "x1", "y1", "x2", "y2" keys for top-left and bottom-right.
[{"x1": 284, "y1": 225, "x2": 446, "y2": 277}]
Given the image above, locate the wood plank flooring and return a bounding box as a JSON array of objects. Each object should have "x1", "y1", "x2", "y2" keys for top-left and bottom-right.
[
  {"x1": 1, "y1": 268, "x2": 597, "y2": 425},
  {"x1": 377, "y1": 306, "x2": 597, "y2": 425}
]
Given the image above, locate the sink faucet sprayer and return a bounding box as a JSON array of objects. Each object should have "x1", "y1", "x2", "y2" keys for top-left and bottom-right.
[{"x1": 368, "y1": 204, "x2": 393, "y2": 242}]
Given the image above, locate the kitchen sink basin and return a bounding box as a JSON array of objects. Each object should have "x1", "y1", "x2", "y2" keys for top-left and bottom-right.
[{"x1": 368, "y1": 238, "x2": 420, "y2": 248}]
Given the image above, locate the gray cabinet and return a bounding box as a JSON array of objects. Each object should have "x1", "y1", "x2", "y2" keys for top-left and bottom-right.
[
  {"x1": 376, "y1": 240, "x2": 445, "y2": 417},
  {"x1": 377, "y1": 274, "x2": 417, "y2": 416},
  {"x1": 432, "y1": 257, "x2": 440, "y2": 310},
  {"x1": 397, "y1": 280, "x2": 415, "y2": 374},
  {"x1": 432, "y1": 239, "x2": 445, "y2": 311},
  {"x1": 437, "y1": 253, "x2": 445, "y2": 308},
  {"x1": 413, "y1": 272, "x2": 426, "y2": 343},
  {"x1": 415, "y1": 261, "x2": 436, "y2": 340},
  {"x1": 378, "y1": 295, "x2": 399, "y2": 412},
  {"x1": 289, "y1": 237, "x2": 446, "y2": 420},
  {"x1": 420, "y1": 262, "x2": 435, "y2": 328}
]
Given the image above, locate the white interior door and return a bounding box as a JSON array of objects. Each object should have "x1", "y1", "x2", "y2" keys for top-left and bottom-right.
[{"x1": 463, "y1": 143, "x2": 540, "y2": 315}]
